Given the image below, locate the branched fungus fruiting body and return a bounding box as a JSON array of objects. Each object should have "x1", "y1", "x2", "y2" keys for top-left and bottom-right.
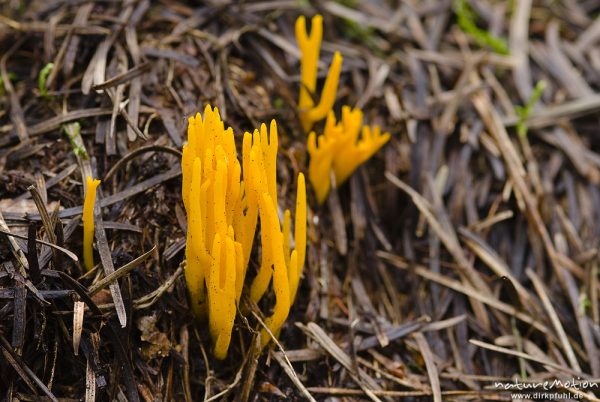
[
  {"x1": 296, "y1": 15, "x2": 322, "y2": 128},
  {"x1": 296, "y1": 15, "x2": 391, "y2": 204},
  {"x1": 182, "y1": 105, "x2": 308, "y2": 357},
  {"x1": 182, "y1": 105, "x2": 246, "y2": 358},
  {"x1": 307, "y1": 107, "x2": 391, "y2": 204},
  {"x1": 83, "y1": 176, "x2": 101, "y2": 271},
  {"x1": 252, "y1": 173, "x2": 306, "y2": 347},
  {"x1": 302, "y1": 52, "x2": 342, "y2": 126},
  {"x1": 296, "y1": 15, "x2": 343, "y2": 132}
]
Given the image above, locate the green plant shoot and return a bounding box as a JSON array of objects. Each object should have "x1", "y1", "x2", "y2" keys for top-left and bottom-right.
[
  {"x1": 63, "y1": 122, "x2": 88, "y2": 159},
  {"x1": 515, "y1": 80, "x2": 546, "y2": 138},
  {"x1": 38, "y1": 63, "x2": 54, "y2": 99}
]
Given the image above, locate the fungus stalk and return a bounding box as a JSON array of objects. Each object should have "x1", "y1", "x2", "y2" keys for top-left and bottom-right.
[
  {"x1": 83, "y1": 176, "x2": 101, "y2": 271},
  {"x1": 291, "y1": 173, "x2": 306, "y2": 303},
  {"x1": 258, "y1": 193, "x2": 290, "y2": 348}
]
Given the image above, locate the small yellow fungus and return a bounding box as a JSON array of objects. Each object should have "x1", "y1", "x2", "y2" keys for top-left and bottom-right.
[
  {"x1": 307, "y1": 106, "x2": 391, "y2": 203},
  {"x1": 296, "y1": 15, "x2": 322, "y2": 116},
  {"x1": 296, "y1": 15, "x2": 343, "y2": 132},
  {"x1": 182, "y1": 105, "x2": 308, "y2": 356},
  {"x1": 83, "y1": 176, "x2": 101, "y2": 271},
  {"x1": 295, "y1": 15, "x2": 392, "y2": 204},
  {"x1": 302, "y1": 52, "x2": 342, "y2": 127}
]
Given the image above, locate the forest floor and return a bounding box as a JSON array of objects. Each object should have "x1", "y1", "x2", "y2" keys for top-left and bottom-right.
[{"x1": 2, "y1": 0, "x2": 600, "y2": 401}]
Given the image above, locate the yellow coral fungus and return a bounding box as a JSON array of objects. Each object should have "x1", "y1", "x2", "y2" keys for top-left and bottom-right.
[
  {"x1": 247, "y1": 126, "x2": 306, "y2": 308},
  {"x1": 296, "y1": 15, "x2": 322, "y2": 115},
  {"x1": 296, "y1": 15, "x2": 343, "y2": 132},
  {"x1": 248, "y1": 140, "x2": 274, "y2": 304},
  {"x1": 247, "y1": 121, "x2": 289, "y2": 305},
  {"x1": 82, "y1": 176, "x2": 101, "y2": 271},
  {"x1": 307, "y1": 106, "x2": 391, "y2": 203},
  {"x1": 182, "y1": 105, "x2": 308, "y2": 357},
  {"x1": 250, "y1": 170, "x2": 307, "y2": 347},
  {"x1": 296, "y1": 15, "x2": 392, "y2": 204},
  {"x1": 182, "y1": 105, "x2": 247, "y2": 358}
]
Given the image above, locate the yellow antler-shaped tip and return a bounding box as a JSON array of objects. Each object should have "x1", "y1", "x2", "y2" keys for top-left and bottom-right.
[
  {"x1": 296, "y1": 15, "x2": 323, "y2": 115},
  {"x1": 83, "y1": 176, "x2": 101, "y2": 271},
  {"x1": 308, "y1": 107, "x2": 391, "y2": 203}
]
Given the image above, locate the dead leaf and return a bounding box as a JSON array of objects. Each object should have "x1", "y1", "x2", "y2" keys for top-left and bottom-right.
[{"x1": 136, "y1": 315, "x2": 171, "y2": 359}]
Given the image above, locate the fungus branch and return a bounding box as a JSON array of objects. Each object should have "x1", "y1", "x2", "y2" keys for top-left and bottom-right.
[{"x1": 296, "y1": 15, "x2": 343, "y2": 132}]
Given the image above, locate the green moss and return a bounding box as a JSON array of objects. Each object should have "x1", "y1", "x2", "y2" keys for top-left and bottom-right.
[
  {"x1": 454, "y1": 0, "x2": 509, "y2": 55},
  {"x1": 579, "y1": 293, "x2": 592, "y2": 316},
  {"x1": 341, "y1": 18, "x2": 378, "y2": 50},
  {"x1": 330, "y1": 0, "x2": 379, "y2": 52}
]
